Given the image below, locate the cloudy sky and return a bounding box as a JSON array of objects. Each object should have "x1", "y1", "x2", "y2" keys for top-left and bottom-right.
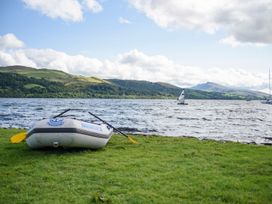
[{"x1": 0, "y1": 0, "x2": 271, "y2": 91}]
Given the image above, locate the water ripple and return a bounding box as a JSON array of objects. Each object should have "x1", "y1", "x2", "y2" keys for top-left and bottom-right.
[{"x1": 0, "y1": 98, "x2": 272, "y2": 145}]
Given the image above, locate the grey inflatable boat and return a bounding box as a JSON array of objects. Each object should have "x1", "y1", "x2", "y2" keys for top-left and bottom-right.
[{"x1": 26, "y1": 110, "x2": 113, "y2": 149}]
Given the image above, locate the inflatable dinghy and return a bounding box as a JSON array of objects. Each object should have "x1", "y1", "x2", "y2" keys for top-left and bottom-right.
[{"x1": 26, "y1": 116, "x2": 113, "y2": 149}]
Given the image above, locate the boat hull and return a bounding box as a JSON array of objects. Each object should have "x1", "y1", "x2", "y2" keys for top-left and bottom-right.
[
  {"x1": 26, "y1": 132, "x2": 110, "y2": 149},
  {"x1": 26, "y1": 118, "x2": 113, "y2": 149},
  {"x1": 177, "y1": 102, "x2": 188, "y2": 105}
]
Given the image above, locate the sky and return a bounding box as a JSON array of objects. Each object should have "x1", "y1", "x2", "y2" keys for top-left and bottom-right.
[{"x1": 0, "y1": 0, "x2": 271, "y2": 92}]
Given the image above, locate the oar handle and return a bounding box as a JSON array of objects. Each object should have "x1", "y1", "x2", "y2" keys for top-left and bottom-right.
[{"x1": 88, "y1": 112, "x2": 129, "y2": 138}]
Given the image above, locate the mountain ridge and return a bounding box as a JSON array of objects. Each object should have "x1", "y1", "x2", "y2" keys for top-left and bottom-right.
[{"x1": 191, "y1": 82, "x2": 268, "y2": 99}]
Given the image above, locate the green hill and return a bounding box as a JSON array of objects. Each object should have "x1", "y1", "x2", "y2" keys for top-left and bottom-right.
[
  {"x1": 0, "y1": 65, "x2": 73, "y2": 83},
  {"x1": 0, "y1": 65, "x2": 107, "y2": 84},
  {"x1": 0, "y1": 66, "x2": 181, "y2": 98},
  {"x1": 0, "y1": 66, "x2": 267, "y2": 99}
]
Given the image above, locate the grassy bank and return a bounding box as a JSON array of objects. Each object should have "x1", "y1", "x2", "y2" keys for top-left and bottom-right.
[{"x1": 0, "y1": 128, "x2": 271, "y2": 203}]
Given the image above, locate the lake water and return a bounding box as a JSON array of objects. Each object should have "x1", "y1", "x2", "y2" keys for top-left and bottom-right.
[{"x1": 0, "y1": 98, "x2": 271, "y2": 145}]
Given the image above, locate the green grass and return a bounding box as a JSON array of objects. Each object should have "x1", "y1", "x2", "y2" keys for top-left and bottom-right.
[
  {"x1": 0, "y1": 129, "x2": 271, "y2": 203},
  {"x1": 73, "y1": 76, "x2": 110, "y2": 84}
]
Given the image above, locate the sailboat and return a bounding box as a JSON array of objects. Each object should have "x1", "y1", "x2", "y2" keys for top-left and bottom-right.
[
  {"x1": 177, "y1": 90, "x2": 188, "y2": 105},
  {"x1": 262, "y1": 68, "x2": 272, "y2": 105}
]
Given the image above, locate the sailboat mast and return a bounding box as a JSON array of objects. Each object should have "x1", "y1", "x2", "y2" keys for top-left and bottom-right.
[{"x1": 269, "y1": 68, "x2": 271, "y2": 97}]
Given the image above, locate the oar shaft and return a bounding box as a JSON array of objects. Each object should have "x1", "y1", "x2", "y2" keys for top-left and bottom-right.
[
  {"x1": 53, "y1": 109, "x2": 71, "y2": 118},
  {"x1": 88, "y1": 112, "x2": 128, "y2": 138}
]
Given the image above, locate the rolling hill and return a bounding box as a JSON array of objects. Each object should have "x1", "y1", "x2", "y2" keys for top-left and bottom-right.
[
  {"x1": 0, "y1": 65, "x2": 182, "y2": 98},
  {"x1": 0, "y1": 66, "x2": 268, "y2": 99}
]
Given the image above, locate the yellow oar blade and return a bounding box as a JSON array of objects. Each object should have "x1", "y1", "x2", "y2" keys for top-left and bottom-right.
[
  {"x1": 10, "y1": 132, "x2": 27, "y2": 144},
  {"x1": 128, "y1": 136, "x2": 138, "y2": 144}
]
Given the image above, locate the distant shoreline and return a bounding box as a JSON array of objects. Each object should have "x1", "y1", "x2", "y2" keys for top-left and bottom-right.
[{"x1": 0, "y1": 97, "x2": 264, "y2": 100}]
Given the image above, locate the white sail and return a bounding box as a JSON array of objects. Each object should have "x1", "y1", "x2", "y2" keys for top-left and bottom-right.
[{"x1": 178, "y1": 90, "x2": 185, "y2": 103}]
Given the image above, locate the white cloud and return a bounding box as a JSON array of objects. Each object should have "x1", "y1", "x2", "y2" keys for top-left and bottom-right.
[
  {"x1": 119, "y1": 17, "x2": 131, "y2": 24},
  {"x1": 0, "y1": 33, "x2": 267, "y2": 89},
  {"x1": 219, "y1": 35, "x2": 266, "y2": 47},
  {"x1": 24, "y1": 48, "x2": 104, "y2": 75},
  {"x1": 22, "y1": 0, "x2": 103, "y2": 22},
  {"x1": 0, "y1": 51, "x2": 17, "y2": 65},
  {"x1": 84, "y1": 0, "x2": 103, "y2": 13},
  {"x1": 23, "y1": 0, "x2": 83, "y2": 22},
  {"x1": 0, "y1": 33, "x2": 24, "y2": 49},
  {"x1": 128, "y1": 0, "x2": 272, "y2": 45}
]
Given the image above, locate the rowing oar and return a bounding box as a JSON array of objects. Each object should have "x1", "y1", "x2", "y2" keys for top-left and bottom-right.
[
  {"x1": 10, "y1": 131, "x2": 27, "y2": 144},
  {"x1": 53, "y1": 108, "x2": 71, "y2": 118},
  {"x1": 88, "y1": 112, "x2": 138, "y2": 144}
]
